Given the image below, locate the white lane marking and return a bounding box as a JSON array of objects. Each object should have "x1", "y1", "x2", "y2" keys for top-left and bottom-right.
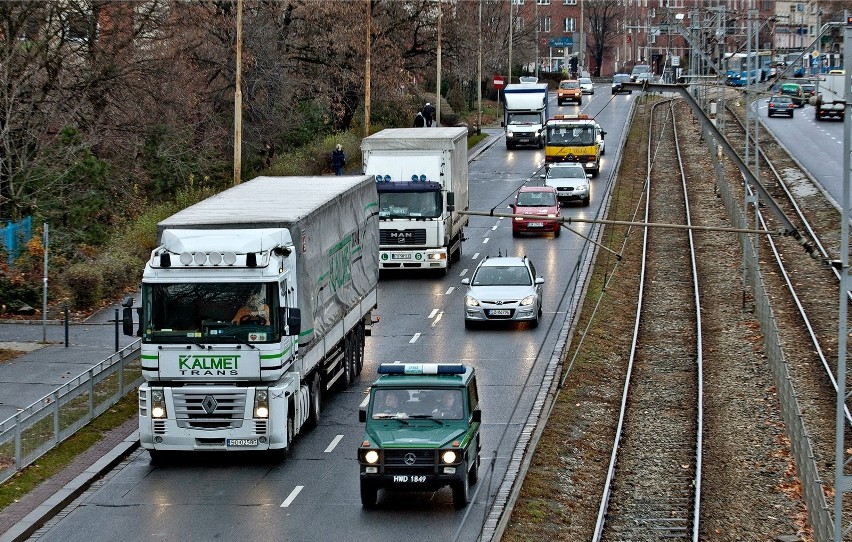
[
  {"x1": 499, "y1": 216, "x2": 505, "y2": 220},
  {"x1": 445, "y1": 287, "x2": 455, "y2": 295},
  {"x1": 483, "y1": 238, "x2": 490, "y2": 244},
  {"x1": 325, "y1": 434, "x2": 344, "y2": 453},
  {"x1": 428, "y1": 308, "x2": 439, "y2": 319},
  {"x1": 410, "y1": 333, "x2": 421, "y2": 344},
  {"x1": 431, "y1": 312, "x2": 443, "y2": 327},
  {"x1": 460, "y1": 268, "x2": 469, "y2": 277},
  {"x1": 281, "y1": 486, "x2": 304, "y2": 507},
  {"x1": 472, "y1": 252, "x2": 480, "y2": 260},
  {"x1": 491, "y1": 223, "x2": 499, "y2": 230}
]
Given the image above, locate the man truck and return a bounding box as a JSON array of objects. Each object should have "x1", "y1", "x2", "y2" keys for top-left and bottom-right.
[
  {"x1": 361, "y1": 127, "x2": 468, "y2": 274},
  {"x1": 502, "y1": 80, "x2": 549, "y2": 149},
  {"x1": 123, "y1": 175, "x2": 379, "y2": 459}
]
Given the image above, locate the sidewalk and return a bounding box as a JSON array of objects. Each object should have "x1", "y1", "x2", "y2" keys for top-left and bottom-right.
[{"x1": 0, "y1": 302, "x2": 141, "y2": 541}]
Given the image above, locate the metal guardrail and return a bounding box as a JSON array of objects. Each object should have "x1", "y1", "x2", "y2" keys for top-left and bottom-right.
[
  {"x1": 0, "y1": 340, "x2": 142, "y2": 485},
  {"x1": 713, "y1": 145, "x2": 833, "y2": 540}
]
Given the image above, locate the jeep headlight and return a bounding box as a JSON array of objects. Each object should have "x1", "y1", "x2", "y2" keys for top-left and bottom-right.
[
  {"x1": 520, "y1": 295, "x2": 536, "y2": 306},
  {"x1": 441, "y1": 450, "x2": 458, "y2": 464},
  {"x1": 363, "y1": 450, "x2": 379, "y2": 464},
  {"x1": 465, "y1": 296, "x2": 480, "y2": 307},
  {"x1": 150, "y1": 389, "x2": 167, "y2": 419},
  {"x1": 254, "y1": 389, "x2": 269, "y2": 418}
]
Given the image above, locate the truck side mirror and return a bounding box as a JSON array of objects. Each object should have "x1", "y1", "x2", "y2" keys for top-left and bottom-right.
[
  {"x1": 472, "y1": 409, "x2": 481, "y2": 423},
  {"x1": 447, "y1": 191, "x2": 455, "y2": 212},
  {"x1": 359, "y1": 409, "x2": 367, "y2": 422},
  {"x1": 282, "y1": 307, "x2": 301, "y2": 336},
  {"x1": 121, "y1": 295, "x2": 134, "y2": 336},
  {"x1": 501, "y1": 120, "x2": 505, "y2": 127}
]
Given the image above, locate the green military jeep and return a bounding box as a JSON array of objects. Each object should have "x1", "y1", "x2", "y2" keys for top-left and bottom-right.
[{"x1": 358, "y1": 363, "x2": 482, "y2": 508}]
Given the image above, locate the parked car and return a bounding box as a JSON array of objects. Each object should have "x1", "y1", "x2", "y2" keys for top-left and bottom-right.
[
  {"x1": 612, "y1": 73, "x2": 632, "y2": 94},
  {"x1": 767, "y1": 95, "x2": 795, "y2": 118},
  {"x1": 779, "y1": 83, "x2": 805, "y2": 107},
  {"x1": 558, "y1": 79, "x2": 582, "y2": 105},
  {"x1": 579, "y1": 77, "x2": 594, "y2": 94},
  {"x1": 541, "y1": 163, "x2": 591, "y2": 207},
  {"x1": 461, "y1": 256, "x2": 544, "y2": 328},
  {"x1": 509, "y1": 186, "x2": 561, "y2": 237}
]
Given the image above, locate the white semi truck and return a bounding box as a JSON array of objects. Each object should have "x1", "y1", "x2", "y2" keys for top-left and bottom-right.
[
  {"x1": 123, "y1": 176, "x2": 379, "y2": 458},
  {"x1": 361, "y1": 127, "x2": 468, "y2": 274}
]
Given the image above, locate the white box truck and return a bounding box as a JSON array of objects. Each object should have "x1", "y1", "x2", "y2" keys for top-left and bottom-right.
[
  {"x1": 123, "y1": 176, "x2": 379, "y2": 459},
  {"x1": 502, "y1": 81, "x2": 549, "y2": 149},
  {"x1": 361, "y1": 127, "x2": 468, "y2": 274}
]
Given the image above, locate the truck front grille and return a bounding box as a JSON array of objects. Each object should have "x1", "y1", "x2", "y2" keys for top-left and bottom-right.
[
  {"x1": 380, "y1": 229, "x2": 427, "y2": 245},
  {"x1": 173, "y1": 390, "x2": 247, "y2": 430}
]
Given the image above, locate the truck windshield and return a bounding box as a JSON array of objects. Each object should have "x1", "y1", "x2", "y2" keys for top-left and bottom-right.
[
  {"x1": 546, "y1": 126, "x2": 595, "y2": 146},
  {"x1": 142, "y1": 282, "x2": 280, "y2": 343},
  {"x1": 378, "y1": 190, "x2": 441, "y2": 219},
  {"x1": 507, "y1": 112, "x2": 541, "y2": 125}
]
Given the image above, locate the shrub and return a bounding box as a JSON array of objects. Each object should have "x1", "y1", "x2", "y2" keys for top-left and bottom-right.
[
  {"x1": 64, "y1": 263, "x2": 103, "y2": 310},
  {"x1": 99, "y1": 252, "x2": 142, "y2": 298}
]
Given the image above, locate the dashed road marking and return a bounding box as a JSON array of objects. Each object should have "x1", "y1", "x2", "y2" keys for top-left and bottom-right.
[
  {"x1": 325, "y1": 435, "x2": 343, "y2": 453},
  {"x1": 460, "y1": 268, "x2": 469, "y2": 277},
  {"x1": 410, "y1": 333, "x2": 421, "y2": 343},
  {"x1": 431, "y1": 312, "x2": 443, "y2": 327},
  {"x1": 483, "y1": 238, "x2": 490, "y2": 244},
  {"x1": 445, "y1": 287, "x2": 455, "y2": 295},
  {"x1": 472, "y1": 252, "x2": 480, "y2": 260},
  {"x1": 281, "y1": 486, "x2": 304, "y2": 507},
  {"x1": 428, "y1": 308, "x2": 439, "y2": 319}
]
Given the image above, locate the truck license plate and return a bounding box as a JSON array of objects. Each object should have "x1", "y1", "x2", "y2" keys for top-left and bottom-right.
[
  {"x1": 527, "y1": 222, "x2": 544, "y2": 227},
  {"x1": 488, "y1": 309, "x2": 511, "y2": 316},
  {"x1": 226, "y1": 438, "x2": 258, "y2": 447},
  {"x1": 391, "y1": 253, "x2": 411, "y2": 260}
]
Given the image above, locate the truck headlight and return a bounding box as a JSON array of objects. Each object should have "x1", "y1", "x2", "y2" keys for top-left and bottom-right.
[
  {"x1": 441, "y1": 450, "x2": 458, "y2": 464},
  {"x1": 506, "y1": 130, "x2": 514, "y2": 137},
  {"x1": 428, "y1": 253, "x2": 446, "y2": 261},
  {"x1": 150, "y1": 389, "x2": 167, "y2": 419},
  {"x1": 254, "y1": 389, "x2": 269, "y2": 419},
  {"x1": 363, "y1": 450, "x2": 379, "y2": 464},
  {"x1": 465, "y1": 296, "x2": 480, "y2": 307},
  {"x1": 520, "y1": 295, "x2": 535, "y2": 306}
]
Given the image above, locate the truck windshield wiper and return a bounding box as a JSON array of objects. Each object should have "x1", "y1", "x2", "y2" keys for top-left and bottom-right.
[
  {"x1": 218, "y1": 333, "x2": 257, "y2": 349},
  {"x1": 186, "y1": 337, "x2": 209, "y2": 349}
]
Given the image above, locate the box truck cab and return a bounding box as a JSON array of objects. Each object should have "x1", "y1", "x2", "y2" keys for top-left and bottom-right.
[{"x1": 502, "y1": 80, "x2": 549, "y2": 149}]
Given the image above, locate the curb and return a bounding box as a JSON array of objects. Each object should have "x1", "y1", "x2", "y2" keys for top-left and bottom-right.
[{"x1": 0, "y1": 432, "x2": 140, "y2": 542}]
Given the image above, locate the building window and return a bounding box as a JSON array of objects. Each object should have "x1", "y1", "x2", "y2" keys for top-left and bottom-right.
[
  {"x1": 563, "y1": 0, "x2": 577, "y2": 5},
  {"x1": 538, "y1": 16, "x2": 551, "y2": 33},
  {"x1": 564, "y1": 18, "x2": 576, "y2": 32},
  {"x1": 537, "y1": 0, "x2": 550, "y2": 5},
  {"x1": 511, "y1": 0, "x2": 524, "y2": 5}
]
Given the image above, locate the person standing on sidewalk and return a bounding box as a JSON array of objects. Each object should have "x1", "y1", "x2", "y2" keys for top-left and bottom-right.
[
  {"x1": 422, "y1": 102, "x2": 435, "y2": 127},
  {"x1": 413, "y1": 111, "x2": 425, "y2": 127},
  {"x1": 331, "y1": 144, "x2": 346, "y2": 175}
]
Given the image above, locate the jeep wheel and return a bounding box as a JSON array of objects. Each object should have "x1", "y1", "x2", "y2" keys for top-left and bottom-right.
[
  {"x1": 469, "y1": 453, "x2": 480, "y2": 485},
  {"x1": 453, "y1": 474, "x2": 470, "y2": 508},
  {"x1": 360, "y1": 482, "x2": 378, "y2": 508}
]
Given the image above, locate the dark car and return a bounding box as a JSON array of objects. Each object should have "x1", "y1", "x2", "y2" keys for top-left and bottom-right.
[
  {"x1": 779, "y1": 83, "x2": 805, "y2": 107},
  {"x1": 612, "y1": 73, "x2": 632, "y2": 94},
  {"x1": 800, "y1": 83, "x2": 815, "y2": 101},
  {"x1": 767, "y1": 95, "x2": 795, "y2": 118}
]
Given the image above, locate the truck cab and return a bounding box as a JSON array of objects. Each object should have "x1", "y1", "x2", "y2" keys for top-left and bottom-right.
[
  {"x1": 544, "y1": 114, "x2": 606, "y2": 176},
  {"x1": 358, "y1": 363, "x2": 482, "y2": 508}
]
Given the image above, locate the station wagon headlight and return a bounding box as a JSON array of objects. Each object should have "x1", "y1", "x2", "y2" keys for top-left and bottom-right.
[
  {"x1": 441, "y1": 450, "x2": 458, "y2": 464},
  {"x1": 465, "y1": 296, "x2": 480, "y2": 307},
  {"x1": 578, "y1": 183, "x2": 589, "y2": 191},
  {"x1": 520, "y1": 295, "x2": 536, "y2": 306},
  {"x1": 150, "y1": 389, "x2": 166, "y2": 419}
]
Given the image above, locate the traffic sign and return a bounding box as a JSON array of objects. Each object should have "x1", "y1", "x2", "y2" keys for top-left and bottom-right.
[
  {"x1": 548, "y1": 36, "x2": 573, "y2": 48},
  {"x1": 493, "y1": 75, "x2": 505, "y2": 89}
]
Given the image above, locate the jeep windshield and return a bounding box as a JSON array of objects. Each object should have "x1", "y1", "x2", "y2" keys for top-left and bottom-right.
[
  {"x1": 371, "y1": 388, "x2": 464, "y2": 420},
  {"x1": 142, "y1": 282, "x2": 280, "y2": 344}
]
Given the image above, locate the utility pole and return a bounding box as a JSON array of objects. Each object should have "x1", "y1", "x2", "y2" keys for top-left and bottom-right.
[
  {"x1": 436, "y1": 0, "x2": 442, "y2": 127},
  {"x1": 478, "y1": 0, "x2": 482, "y2": 133},
  {"x1": 534, "y1": 0, "x2": 539, "y2": 79},
  {"x1": 233, "y1": 0, "x2": 243, "y2": 185},
  {"x1": 508, "y1": 0, "x2": 513, "y2": 86},
  {"x1": 364, "y1": 0, "x2": 371, "y2": 137}
]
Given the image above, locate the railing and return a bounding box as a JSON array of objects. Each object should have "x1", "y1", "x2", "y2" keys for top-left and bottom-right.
[{"x1": 0, "y1": 340, "x2": 142, "y2": 485}]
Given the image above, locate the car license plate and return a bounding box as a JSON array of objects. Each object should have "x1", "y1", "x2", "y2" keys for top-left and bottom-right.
[
  {"x1": 488, "y1": 309, "x2": 511, "y2": 316},
  {"x1": 227, "y1": 438, "x2": 258, "y2": 447},
  {"x1": 527, "y1": 222, "x2": 544, "y2": 227},
  {"x1": 518, "y1": 138, "x2": 530, "y2": 143},
  {"x1": 391, "y1": 253, "x2": 411, "y2": 260},
  {"x1": 392, "y1": 475, "x2": 427, "y2": 483}
]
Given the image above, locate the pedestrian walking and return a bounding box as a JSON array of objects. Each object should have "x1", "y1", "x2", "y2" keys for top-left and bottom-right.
[
  {"x1": 422, "y1": 102, "x2": 435, "y2": 127},
  {"x1": 413, "y1": 111, "x2": 425, "y2": 128},
  {"x1": 331, "y1": 144, "x2": 346, "y2": 175}
]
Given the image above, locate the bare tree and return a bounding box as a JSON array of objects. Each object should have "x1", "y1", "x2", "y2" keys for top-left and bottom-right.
[{"x1": 586, "y1": 0, "x2": 620, "y2": 77}]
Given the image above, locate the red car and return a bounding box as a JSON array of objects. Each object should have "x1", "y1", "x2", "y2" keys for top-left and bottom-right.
[{"x1": 511, "y1": 186, "x2": 561, "y2": 237}]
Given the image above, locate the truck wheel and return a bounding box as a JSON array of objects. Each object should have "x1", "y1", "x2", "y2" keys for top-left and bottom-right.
[
  {"x1": 452, "y1": 474, "x2": 470, "y2": 508},
  {"x1": 355, "y1": 323, "x2": 365, "y2": 375},
  {"x1": 360, "y1": 482, "x2": 379, "y2": 508},
  {"x1": 306, "y1": 375, "x2": 322, "y2": 428},
  {"x1": 340, "y1": 333, "x2": 355, "y2": 389}
]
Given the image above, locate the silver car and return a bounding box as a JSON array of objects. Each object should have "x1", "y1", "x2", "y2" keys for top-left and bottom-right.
[
  {"x1": 579, "y1": 77, "x2": 594, "y2": 94},
  {"x1": 542, "y1": 163, "x2": 591, "y2": 207},
  {"x1": 461, "y1": 256, "x2": 544, "y2": 328}
]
